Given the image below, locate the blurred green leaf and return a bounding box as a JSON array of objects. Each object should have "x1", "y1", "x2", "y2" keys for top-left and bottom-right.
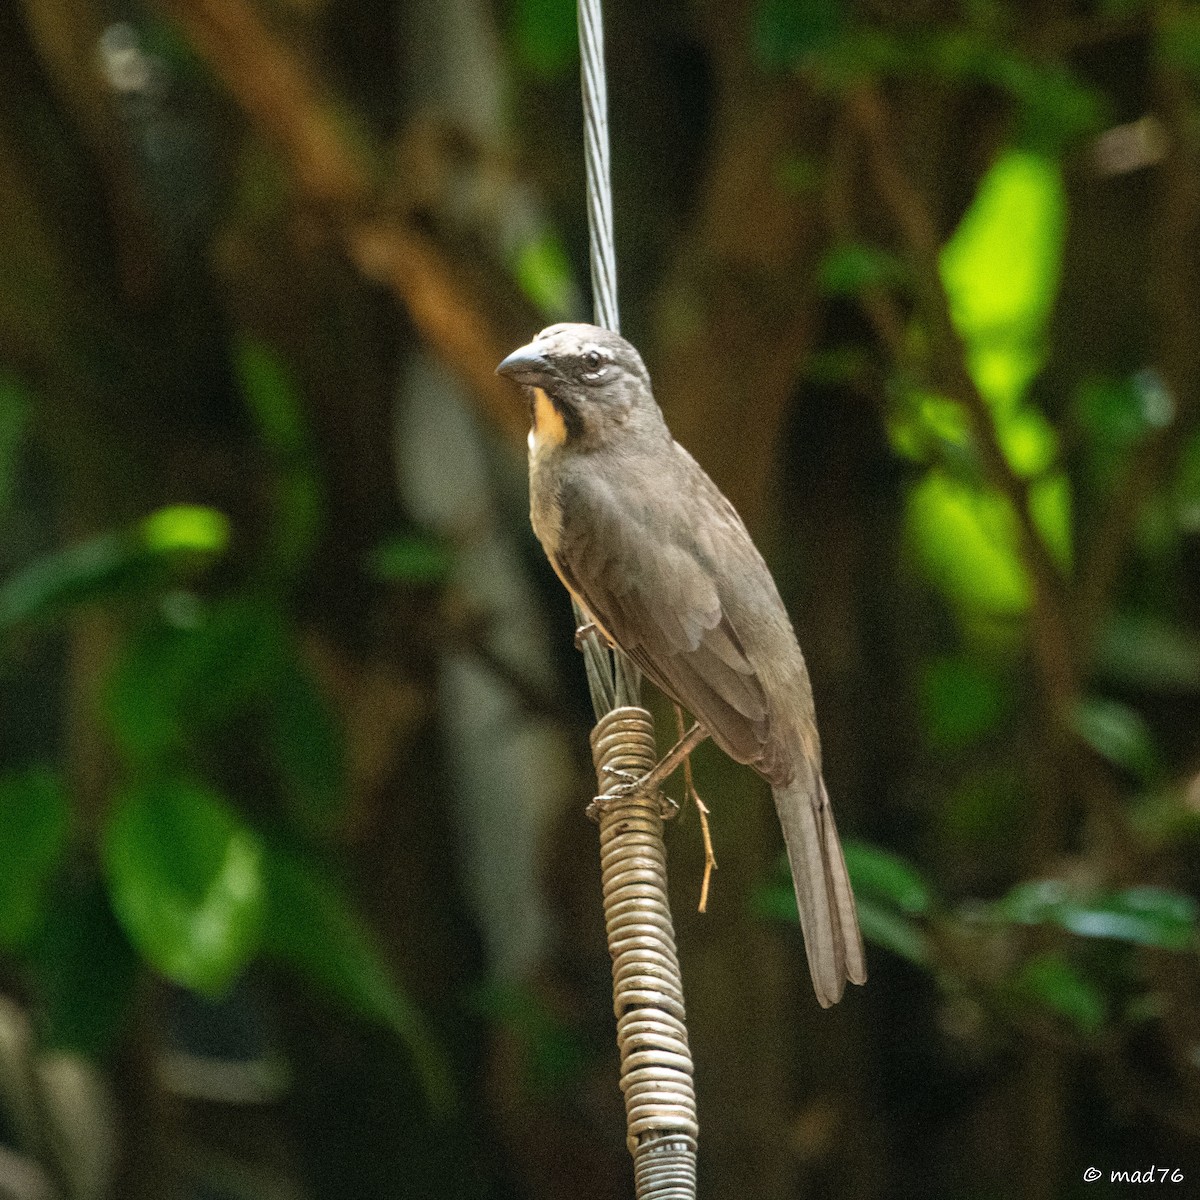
[
  {"x1": 235, "y1": 338, "x2": 307, "y2": 458},
  {"x1": 887, "y1": 389, "x2": 971, "y2": 464},
  {"x1": 1077, "y1": 373, "x2": 1169, "y2": 452},
  {"x1": 512, "y1": 233, "x2": 580, "y2": 321},
  {"x1": 940, "y1": 150, "x2": 1065, "y2": 413},
  {"x1": 262, "y1": 845, "x2": 455, "y2": 1114},
  {"x1": 106, "y1": 600, "x2": 287, "y2": 765},
  {"x1": 368, "y1": 534, "x2": 454, "y2": 586},
  {"x1": 919, "y1": 656, "x2": 1009, "y2": 751},
  {"x1": 855, "y1": 896, "x2": 930, "y2": 966},
  {"x1": 995, "y1": 879, "x2": 1197, "y2": 950},
  {"x1": 1015, "y1": 952, "x2": 1105, "y2": 1034},
  {"x1": 1072, "y1": 696, "x2": 1161, "y2": 780},
  {"x1": 0, "y1": 372, "x2": 30, "y2": 513},
  {"x1": 103, "y1": 778, "x2": 264, "y2": 995},
  {"x1": 817, "y1": 243, "x2": 905, "y2": 296},
  {"x1": 268, "y1": 652, "x2": 344, "y2": 832},
  {"x1": 140, "y1": 505, "x2": 230, "y2": 557},
  {"x1": 908, "y1": 470, "x2": 1030, "y2": 616},
  {"x1": 1093, "y1": 614, "x2": 1200, "y2": 692},
  {"x1": 234, "y1": 337, "x2": 322, "y2": 576},
  {"x1": 0, "y1": 506, "x2": 229, "y2": 631},
  {"x1": 843, "y1": 839, "x2": 933, "y2": 915},
  {"x1": 0, "y1": 533, "x2": 139, "y2": 631},
  {"x1": 513, "y1": 0, "x2": 577, "y2": 78},
  {"x1": 1028, "y1": 472, "x2": 1072, "y2": 570},
  {"x1": 27, "y1": 878, "x2": 139, "y2": 1057},
  {"x1": 753, "y1": 0, "x2": 845, "y2": 69},
  {"x1": 106, "y1": 599, "x2": 344, "y2": 828},
  {"x1": 0, "y1": 768, "x2": 70, "y2": 948}
]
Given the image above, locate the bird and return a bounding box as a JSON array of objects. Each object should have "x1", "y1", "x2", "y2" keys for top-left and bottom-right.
[{"x1": 496, "y1": 322, "x2": 866, "y2": 1007}]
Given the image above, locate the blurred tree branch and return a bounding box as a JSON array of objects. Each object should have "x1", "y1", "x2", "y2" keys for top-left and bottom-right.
[
  {"x1": 845, "y1": 84, "x2": 1078, "y2": 722},
  {"x1": 154, "y1": 0, "x2": 526, "y2": 445},
  {"x1": 1074, "y1": 35, "x2": 1200, "y2": 651}
]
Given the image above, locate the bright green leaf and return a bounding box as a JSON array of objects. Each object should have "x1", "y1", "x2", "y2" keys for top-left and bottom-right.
[
  {"x1": 842, "y1": 839, "x2": 933, "y2": 915},
  {"x1": 103, "y1": 779, "x2": 264, "y2": 995},
  {"x1": 140, "y1": 505, "x2": 229, "y2": 557},
  {"x1": 908, "y1": 470, "x2": 1030, "y2": 616},
  {"x1": 0, "y1": 768, "x2": 70, "y2": 948},
  {"x1": 940, "y1": 150, "x2": 1065, "y2": 412},
  {"x1": 262, "y1": 845, "x2": 455, "y2": 1114},
  {"x1": 0, "y1": 508, "x2": 229, "y2": 632}
]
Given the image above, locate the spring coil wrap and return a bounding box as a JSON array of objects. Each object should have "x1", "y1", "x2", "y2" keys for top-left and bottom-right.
[{"x1": 590, "y1": 706, "x2": 698, "y2": 1195}]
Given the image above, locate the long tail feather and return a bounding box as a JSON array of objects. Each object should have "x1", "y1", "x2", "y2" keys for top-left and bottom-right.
[{"x1": 772, "y1": 766, "x2": 866, "y2": 1007}]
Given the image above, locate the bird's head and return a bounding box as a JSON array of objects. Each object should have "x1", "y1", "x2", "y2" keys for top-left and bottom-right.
[{"x1": 496, "y1": 323, "x2": 662, "y2": 451}]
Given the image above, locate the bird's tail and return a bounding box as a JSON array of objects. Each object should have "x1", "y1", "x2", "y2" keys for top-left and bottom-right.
[{"x1": 772, "y1": 766, "x2": 867, "y2": 1007}]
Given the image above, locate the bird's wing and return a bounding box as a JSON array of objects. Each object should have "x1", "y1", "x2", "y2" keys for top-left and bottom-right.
[{"x1": 553, "y1": 464, "x2": 785, "y2": 778}]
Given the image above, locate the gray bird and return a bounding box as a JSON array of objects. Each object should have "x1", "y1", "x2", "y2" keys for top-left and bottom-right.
[{"x1": 497, "y1": 323, "x2": 866, "y2": 1006}]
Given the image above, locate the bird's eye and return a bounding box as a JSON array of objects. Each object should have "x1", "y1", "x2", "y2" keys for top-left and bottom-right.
[{"x1": 583, "y1": 350, "x2": 603, "y2": 372}]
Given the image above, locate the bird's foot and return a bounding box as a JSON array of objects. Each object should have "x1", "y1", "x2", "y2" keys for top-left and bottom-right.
[{"x1": 588, "y1": 765, "x2": 679, "y2": 821}]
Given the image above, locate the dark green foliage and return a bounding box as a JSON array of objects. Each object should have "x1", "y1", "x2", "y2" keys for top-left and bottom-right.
[
  {"x1": 0, "y1": 768, "x2": 70, "y2": 949},
  {"x1": 262, "y1": 846, "x2": 457, "y2": 1114}
]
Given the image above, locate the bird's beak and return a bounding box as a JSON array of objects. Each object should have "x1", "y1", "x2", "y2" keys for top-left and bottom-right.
[{"x1": 496, "y1": 343, "x2": 555, "y2": 386}]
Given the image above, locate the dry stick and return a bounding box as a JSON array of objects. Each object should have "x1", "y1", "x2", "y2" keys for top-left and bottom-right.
[
  {"x1": 845, "y1": 85, "x2": 1079, "y2": 721},
  {"x1": 674, "y1": 705, "x2": 717, "y2": 913},
  {"x1": 576, "y1": 1, "x2": 700, "y2": 1195}
]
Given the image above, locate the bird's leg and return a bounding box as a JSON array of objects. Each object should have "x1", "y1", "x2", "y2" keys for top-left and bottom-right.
[{"x1": 591, "y1": 721, "x2": 709, "y2": 819}]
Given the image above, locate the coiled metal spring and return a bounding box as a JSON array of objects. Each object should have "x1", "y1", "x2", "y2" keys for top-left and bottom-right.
[{"x1": 590, "y1": 706, "x2": 698, "y2": 1197}]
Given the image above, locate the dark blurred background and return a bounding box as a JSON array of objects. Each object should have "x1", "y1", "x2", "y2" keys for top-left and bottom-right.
[{"x1": 2, "y1": 1, "x2": 1200, "y2": 1197}]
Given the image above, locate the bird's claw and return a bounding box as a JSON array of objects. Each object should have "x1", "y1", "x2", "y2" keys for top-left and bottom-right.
[{"x1": 588, "y1": 766, "x2": 680, "y2": 822}]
